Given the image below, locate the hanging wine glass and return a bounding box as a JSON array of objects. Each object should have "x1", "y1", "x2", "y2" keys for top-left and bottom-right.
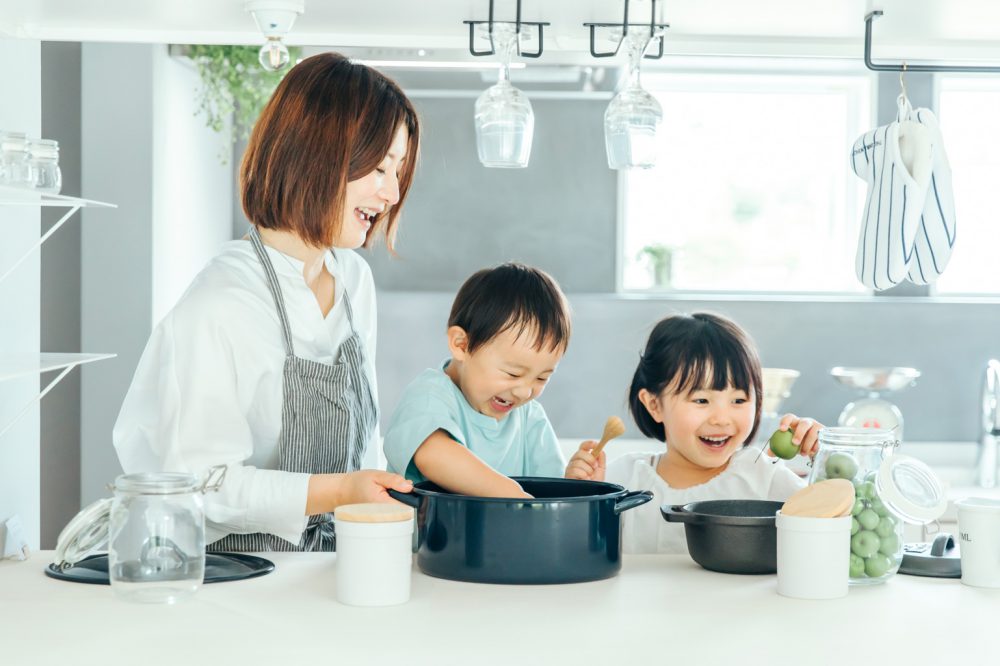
[
  {"x1": 604, "y1": 27, "x2": 663, "y2": 170},
  {"x1": 474, "y1": 23, "x2": 534, "y2": 168}
]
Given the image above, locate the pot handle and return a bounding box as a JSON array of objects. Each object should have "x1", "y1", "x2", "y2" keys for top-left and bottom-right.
[
  {"x1": 660, "y1": 504, "x2": 695, "y2": 524},
  {"x1": 613, "y1": 490, "x2": 654, "y2": 515},
  {"x1": 387, "y1": 489, "x2": 421, "y2": 508}
]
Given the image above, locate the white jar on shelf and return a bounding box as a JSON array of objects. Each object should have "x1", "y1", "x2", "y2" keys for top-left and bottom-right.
[{"x1": 28, "y1": 139, "x2": 61, "y2": 193}]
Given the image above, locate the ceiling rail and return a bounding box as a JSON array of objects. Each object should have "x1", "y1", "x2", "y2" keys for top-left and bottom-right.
[{"x1": 865, "y1": 10, "x2": 1000, "y2": 73}]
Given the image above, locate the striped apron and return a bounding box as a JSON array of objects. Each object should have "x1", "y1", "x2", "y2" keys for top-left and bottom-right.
[{"x1": 209, "y1": 226, "x2": 378, "y2": 552}]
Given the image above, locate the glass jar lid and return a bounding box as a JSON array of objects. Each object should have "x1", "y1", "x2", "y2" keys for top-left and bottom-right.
[
  {"x1": 876, "y1": 454, "x2": 947, "y2": 524},
  {"x1": 52, "y1": 498, "x2": 112, "y2": 570},
  {"x1": 111, "y1": 472, "x2": 200, "y2": 495},
  {"x1": 818, "y1": 426, "x2": 895, "y2": 447}
]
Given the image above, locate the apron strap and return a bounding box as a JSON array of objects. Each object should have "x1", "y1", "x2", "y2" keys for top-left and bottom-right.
[{"x1": 248, "y1": 226, "x2": 295, "y2": 357}]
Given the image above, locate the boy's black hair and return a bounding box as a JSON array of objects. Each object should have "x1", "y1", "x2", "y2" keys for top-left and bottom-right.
[
  {"x1": 448, "y1": 263, "x2": 571, "y2": 354},
  {"x1": 628, "y1": 312, "x2": 763, "y2": 445}
]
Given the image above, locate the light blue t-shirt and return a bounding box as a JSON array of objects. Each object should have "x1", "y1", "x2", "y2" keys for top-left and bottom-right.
[{"x1": 383, "y1": 363, "x2": 566, "y2": 484}]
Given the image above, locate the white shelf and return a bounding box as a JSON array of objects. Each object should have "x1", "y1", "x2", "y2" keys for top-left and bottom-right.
[
  {"x1": 0, "y1": 185, "x2": 115, "y2": 208},
  {"x1": 0, "y1": 186, "x2": 116, "y2": 287},
  {"x1": 0, "y1": 353, "x2": 116, "y2": 382},
  {"x1": 0, "y1": 353, "x2": 116, "y2": 441}
]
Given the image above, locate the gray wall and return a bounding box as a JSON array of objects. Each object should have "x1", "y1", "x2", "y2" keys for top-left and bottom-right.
[
  {"x1": 40, "y1": 42, "x2": 82, "y2": 548},
  {"x1": 364, "y1": 96, "x2": 617, "y2": 293}
]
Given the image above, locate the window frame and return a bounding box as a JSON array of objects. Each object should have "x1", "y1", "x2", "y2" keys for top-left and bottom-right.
[{"x1": 614, "y1": 57, "x2": 880, "y2": 298}]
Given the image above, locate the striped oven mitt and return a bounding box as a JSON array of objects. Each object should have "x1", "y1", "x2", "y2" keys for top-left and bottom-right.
[
  {"x1": 903, "y1": 106, "x2": 957, "y2": 285},
  {"x1": 850, "y1": 113, "x2": 933, "y2": 291}
]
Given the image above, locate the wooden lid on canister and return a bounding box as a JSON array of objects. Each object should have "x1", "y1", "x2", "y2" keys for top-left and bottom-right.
[
  {"x1": 334, "y1": 503, "x2": 414, "y2": 523},
  {"x1": 781, "y1": 479, "x2": 856, "y2": 518}
]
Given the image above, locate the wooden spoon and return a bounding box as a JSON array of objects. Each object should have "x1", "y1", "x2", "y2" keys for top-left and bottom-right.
[{"x1": 590, "y1": 416, "x2": 626, "y2": 459}]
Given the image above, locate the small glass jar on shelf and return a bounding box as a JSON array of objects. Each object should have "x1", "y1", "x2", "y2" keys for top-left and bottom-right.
[
  {"x1": 807, "y1": 427, "x2": 946, "y2": 586},
  {"x1": 28, "y1": 139, "x2": 61, "y2": 193},
  {"x1": 0, "y1": 131, "x2": 32, "y2": 187}
]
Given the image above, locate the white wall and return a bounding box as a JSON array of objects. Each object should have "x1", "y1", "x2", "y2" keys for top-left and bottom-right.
[
  {"x1": 152, "y1": 47, "x2": 232, "y2": 325},
  {"x1": 0, "y1": 38, "x2": 42, "y2": 550},
  {"x1": 80, "y1": 43, "x2": 231, "y2": 505}
]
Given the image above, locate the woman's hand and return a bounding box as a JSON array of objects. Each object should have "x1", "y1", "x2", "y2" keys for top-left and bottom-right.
[
  {"x1": 338, "y1": 470, "x2": 414, "y2": 506},
  {"x1": 565, "y1": 440, "x2": 606, "y2": 482},
  {"x1": 307, "y1": 470, "x2": 413, "y2": 515},
  {"x1": 775, "y1": 414, "x2": 824, "y2": 458}
]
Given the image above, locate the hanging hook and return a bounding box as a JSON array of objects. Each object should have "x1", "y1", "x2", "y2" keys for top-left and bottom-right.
[{"x1": 899, "y1": 61, "x2": 908, "y2": 100}]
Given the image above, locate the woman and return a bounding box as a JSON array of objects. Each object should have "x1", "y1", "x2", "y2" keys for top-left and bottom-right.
[{"x1": 113, "y1": 53, "x2": 419, "y2": 551}]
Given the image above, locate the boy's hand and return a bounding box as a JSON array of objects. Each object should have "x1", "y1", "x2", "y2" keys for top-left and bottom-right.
[
  {"x1": 772, "y1": 414, "x2": 824, "y2": 458},
  {"x1": 565, "y1": 440, "x2": 606, "y2": 482}
]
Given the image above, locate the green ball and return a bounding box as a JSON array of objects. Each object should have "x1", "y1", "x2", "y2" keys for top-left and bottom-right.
[
  {"x1": 874, "y1": 515, "x2": 897, "y2": 538},
  {"x1": 851, "y1": 518, "x2": 860, "y2": 535},
  {"x1": 851, "y1": 530, "x2": 881, "y2": 558},
  {"x1": 869, "y1": 498, "x2": 889, "y2": 516},
  {"x1": 851, "y1": 499, "x2": 866, "y2": 516},
  {"x1": 856, "y1": 482, "x2": 877, "y2": 500},
  {"x1": 864, "y1": 553, "x2": 893, "y2": 578},
  {"x1": 878, "y1": 533, "x2": 900, "y2": 556},
  {"x1": 849, "y1": 553, "x2": 867, "y2": 577},
  {"x1": 768, "y1": 429, "x2": 800, "y2": 459},
  {"x1": 825, "y1": 452, "x2": 859, "y2": 480},
  {"x1": 857, "y1": 508, "x2": 880, "y2": 531}
]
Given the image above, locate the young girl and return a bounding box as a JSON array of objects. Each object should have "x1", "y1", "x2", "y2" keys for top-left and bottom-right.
[{"x1": 565, "y1": 312, "x2": 823, "y2": 554}]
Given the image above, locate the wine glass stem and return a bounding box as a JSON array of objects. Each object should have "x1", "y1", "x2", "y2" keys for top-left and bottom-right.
[{"x1": 497, "y1": 30, "x2": 516, "y2": 84}]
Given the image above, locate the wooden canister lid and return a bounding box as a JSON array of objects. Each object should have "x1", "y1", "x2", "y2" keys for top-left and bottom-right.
[
  {"x1": 781, "y1": 479, "x2": 856, "y2": 518},
  {"x1": 334, "y1": 503, "x2": 414, "y2": 523}
]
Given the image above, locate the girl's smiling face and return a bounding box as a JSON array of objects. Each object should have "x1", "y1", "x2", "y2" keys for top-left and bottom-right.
[{"x1": 640, "y1": 378, "x2": 756, "y2": 471}]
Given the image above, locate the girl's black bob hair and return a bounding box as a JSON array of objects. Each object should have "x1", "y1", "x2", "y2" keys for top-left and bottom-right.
[{"x1": 628, "y1": 312, "x2": 763, "y2": 445}]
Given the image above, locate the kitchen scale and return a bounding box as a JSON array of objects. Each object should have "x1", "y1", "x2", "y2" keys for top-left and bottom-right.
[{"x1": 831, "y1": 367, "x2": 920, "y2": 439}]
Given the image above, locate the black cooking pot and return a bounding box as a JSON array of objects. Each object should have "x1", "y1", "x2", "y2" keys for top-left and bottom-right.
[
  {"x1": 661, "y1": 500, "x2": 783, "y2": 575},
  {"x1": 388, "y1": 478, "x2": 652, "y2": 584}
]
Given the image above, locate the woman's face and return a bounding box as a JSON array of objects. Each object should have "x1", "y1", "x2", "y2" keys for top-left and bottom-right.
[{"x1": 335, "y1": 124, "x2": 409, "y2": 249}]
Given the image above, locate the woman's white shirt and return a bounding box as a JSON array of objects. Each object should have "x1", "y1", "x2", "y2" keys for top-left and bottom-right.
[
  {"x1": 113, "y1": 240, "x2": 379, "y2": 546},
  {"x1": 605, "y1": 446, "x2": 805, "y2": 554}
]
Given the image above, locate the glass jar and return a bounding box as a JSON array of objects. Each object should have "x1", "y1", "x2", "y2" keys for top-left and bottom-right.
[
  {"x1": 107, "y1": 472, "x2": 211, "y2": 603},
  {"x1": 0, "y1": 131, "x2": 31, "y2": 186},
  {"x1": 809, "y1": 428, "x2": 902, "y2": 585},
  {"x1": 28, "y1": 139, "x2": 61, "y2": 193},
  {"x1": 808, "y1": 427, "x2": 946, "y2": 586}
]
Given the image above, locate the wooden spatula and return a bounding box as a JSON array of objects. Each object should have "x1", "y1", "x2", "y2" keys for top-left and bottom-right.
[{"x1": 590, "y1": 416, "x2": 626, "y2": 459}]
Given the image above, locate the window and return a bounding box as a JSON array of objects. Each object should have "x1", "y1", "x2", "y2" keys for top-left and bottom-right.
[
  {"x1": 620, "y1": 67, "x2": 874, "y2": 294},
  {"x1": 933, "y1": 76, "x2": 1000, "y2": 295}
]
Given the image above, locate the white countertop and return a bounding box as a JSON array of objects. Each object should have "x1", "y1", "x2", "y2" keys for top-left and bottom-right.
[{"x1": 2, "y1": 552, "x2": 996, "y2": 665}]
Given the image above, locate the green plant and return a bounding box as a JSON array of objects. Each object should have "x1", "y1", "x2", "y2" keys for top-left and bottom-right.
[
  {"x1": 187, "y1": 44, "x2": 301, "y2": 161},
  {"x1": 637, "y1": 244, "x2": 674, "y2": 288}
]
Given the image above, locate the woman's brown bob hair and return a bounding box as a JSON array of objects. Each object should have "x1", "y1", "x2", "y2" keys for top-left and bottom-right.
[{"x1": 241, "y1": 52, "x2": 419, "y2": 250}]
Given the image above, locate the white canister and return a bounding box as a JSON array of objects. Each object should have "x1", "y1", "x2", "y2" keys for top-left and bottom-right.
[
  {"x1": 334, "y1": 503, "x2": 414, "y2": 606},
  {"x1": 956, "y1": 497, "x2": 1000, "y2": 589},
  {"x1": 776, "y1": 511, "x2": 852, "y2": 600}
]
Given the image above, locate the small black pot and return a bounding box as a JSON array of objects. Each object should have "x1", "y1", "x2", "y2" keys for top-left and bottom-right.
[
  {"x1": 661, "y1": 500, "x2": 783, "y2": 575},
  {"x1": 389, "y1": 478, "x2": 652, "y2": 585}
]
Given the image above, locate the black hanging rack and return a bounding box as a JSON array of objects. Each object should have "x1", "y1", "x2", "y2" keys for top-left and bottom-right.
[
  {"x1": 865, "y1": 10, "x2": 1000, "y2": 73},
  {"x1": 462, "y1": 0, "x2": 550, "y2": 58},
  {"x1": 583, "y1": 0, "x2": 669, "y2": 59}
]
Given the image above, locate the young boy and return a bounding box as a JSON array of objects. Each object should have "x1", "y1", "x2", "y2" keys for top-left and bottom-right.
[{"x1": 382, "y1": 263, "x2": 571, "y2": 498}]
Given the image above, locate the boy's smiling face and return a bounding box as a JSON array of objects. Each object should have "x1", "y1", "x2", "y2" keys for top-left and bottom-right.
[{"x1": 445, "y1": 325, "x2": 564, "y2": 421}]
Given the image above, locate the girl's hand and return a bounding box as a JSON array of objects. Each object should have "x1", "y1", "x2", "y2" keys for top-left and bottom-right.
[
  {"x1": 565, "y1": 440, "x2": 606, "y2": 482},
  {"x1": 339, "y1": 470, "x2": 414, "y2": 506},
  {"x1": 776, "y1": 414, "x2": 824, "y2": 458}
]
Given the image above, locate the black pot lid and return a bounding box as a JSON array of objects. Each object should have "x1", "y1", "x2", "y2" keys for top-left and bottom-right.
[{"x1": 898, "y1": 533, "x2": 961, "y2": 578}]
